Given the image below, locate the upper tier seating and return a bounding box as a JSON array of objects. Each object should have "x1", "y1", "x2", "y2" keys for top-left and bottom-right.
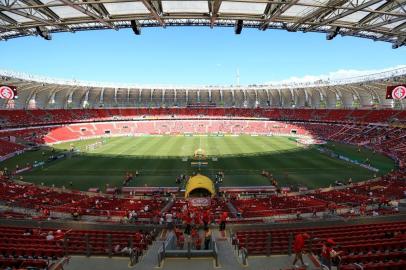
[{"x1": 0, "y1": 108, "x2": 404, "y2": 128}]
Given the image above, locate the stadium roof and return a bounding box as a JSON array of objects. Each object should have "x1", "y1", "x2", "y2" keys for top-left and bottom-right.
[
  {"x1": 1, "y1": 67, "x2": 405, "y2": 109},
  {"x1": 0, "y1": 0, "x2": 405, "y2": 47}
]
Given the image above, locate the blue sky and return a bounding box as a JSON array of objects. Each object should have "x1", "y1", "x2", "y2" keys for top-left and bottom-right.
[{"x1": 0, "y1": 27, "x2": 405, "y2": 86}]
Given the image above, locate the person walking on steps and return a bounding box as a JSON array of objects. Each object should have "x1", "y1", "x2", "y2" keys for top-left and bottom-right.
[
  {"x1": 292, "y1": 233, "x2": 310, "y2": 268},
  {"x1": 204, "y1": 227, "x2": 212, "y2": 250}
]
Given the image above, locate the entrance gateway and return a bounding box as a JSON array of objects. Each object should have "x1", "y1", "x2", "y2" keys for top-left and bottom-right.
[{"x1": 185, "y1": 174, "x2": 215, "y2": 199}]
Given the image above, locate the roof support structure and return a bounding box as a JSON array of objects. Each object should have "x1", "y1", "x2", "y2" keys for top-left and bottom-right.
[
  {"x1": 260, "y1": 0, "x2": 300, "y2": 30},
  {"x1": 361, "y1": 15, "x2": 406, "y2": 31},
  {"x1": 290, "y1": 0, "x2": 348, "y2": 31},
  {"x1": 58, "y1": 0, "x2": 117, "y2": 30},
  {"x1": 20, "y1": 0, "x2": 60, "y2": 24},
  {"x1": 210, "y1": 0, "x2": 222, "y2": 28},
  {"x1": 356, "y1": 0, "x2": 405, "y2": 26},
  {"x1": 306, "y1": 0, "x2": 384, "y2": 31},
  {"x1": 0, "y1": 12, "x2": 18, "y2": 32},
  {"x1": 140, "y1": 0, "x2": 165, "y2": 27},
  {"x1": 0, "y1": 12, "x2": 36, "y2": 36},
  {"x1": 346, "y1": 0, "x2": 406, "y2": 37},
  {"x1": 0, "y1": 3, "x2": 49, "y2": 24},
  {"x1": 83, "y1": 0, "x2": 111, "y2": 20},
  {"x1": 0, "y1": 11, "x2": 17, "y2": 24},
  {"x1": 0, "y1": 0, "x2": 405, "y2": 45},
  {"x1": 20, "y1": 0, "x2": 73, "y2": 32},
  {"x1": 393, "y1": 21, "x2": 406, "y2": 31}
]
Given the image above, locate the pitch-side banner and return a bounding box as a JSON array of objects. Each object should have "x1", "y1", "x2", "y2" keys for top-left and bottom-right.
[
  {"x1": 0, "y1": 85, "x2": 17, "y2": 99},
  {"x1": 386, "y1": 85, "x2": 406, "y2": 99}
]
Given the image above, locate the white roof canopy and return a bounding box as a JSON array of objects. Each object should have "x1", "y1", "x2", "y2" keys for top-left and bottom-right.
[{"x1": 0, "y1": 0, "x2": 404, "y2": 46}]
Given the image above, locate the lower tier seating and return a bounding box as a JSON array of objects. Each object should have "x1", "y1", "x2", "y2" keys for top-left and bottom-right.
[
  {"x1": 234, "y1": 221, "x2": 406, "y2": 269},
  {"x1": 0, "y1": 225, "x2": 155, "y2": 259}
]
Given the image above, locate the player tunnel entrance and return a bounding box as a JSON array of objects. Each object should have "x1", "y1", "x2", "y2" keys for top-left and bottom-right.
[{"x1": 185, "y1": 174, "x2": 215, "y2": 198}]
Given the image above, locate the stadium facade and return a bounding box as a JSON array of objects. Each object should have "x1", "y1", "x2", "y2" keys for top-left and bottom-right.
[{"x1": 1, "y1": 67, "x2": 406, "y2": 109}]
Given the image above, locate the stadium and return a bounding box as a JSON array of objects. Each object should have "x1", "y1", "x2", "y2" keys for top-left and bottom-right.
[{"x1": 0, "y1": 1, "x2": 406, "y2": 270}]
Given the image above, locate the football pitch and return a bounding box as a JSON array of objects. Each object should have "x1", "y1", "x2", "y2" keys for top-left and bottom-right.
[{"x1": 2, "y1": 135, "x2": 395, "y2": 191}]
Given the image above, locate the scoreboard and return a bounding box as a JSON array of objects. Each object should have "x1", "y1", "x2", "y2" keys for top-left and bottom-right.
[{"x1": 0, "y1": 85, "x2": 17, "y2": 99}]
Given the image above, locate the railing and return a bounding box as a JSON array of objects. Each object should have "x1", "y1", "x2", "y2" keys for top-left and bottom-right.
[
  {"x1": 49, "y1": 256, "x2": 70, "y2": 270},
  {"x1": 232, "y1": 231, "x2": 302, "y2": 259},
  {"x1": 157, "y1": 231, "x2": 219, "y2": 267},
  {"x1": 241, "y1": 247, "x2": 248, "y2": 266},
  {"x1": 157, "y1": 232, "x2": 176, "y2": 267},
  {"x1": 212, "y1": 234, "x2": 219, "y2": 267},
  {"x1": 231, "y1": 232, "x2": 249, "y2": 265}
]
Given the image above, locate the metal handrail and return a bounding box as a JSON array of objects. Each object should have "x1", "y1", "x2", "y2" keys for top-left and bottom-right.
[
  {"x1": 241, "y1": 247, "x2": 248, "y2": 266},
  {"x1": 157, "y1": 232, "x2": 176, "y2": 267},
  {"x1": 212, "y1": 233, "x2": 219, "y2": 267}
]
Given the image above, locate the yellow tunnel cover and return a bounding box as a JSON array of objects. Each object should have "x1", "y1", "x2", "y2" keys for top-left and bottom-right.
[{"x1": 185, "y1": 174, "x2": 215, "y2": 198}]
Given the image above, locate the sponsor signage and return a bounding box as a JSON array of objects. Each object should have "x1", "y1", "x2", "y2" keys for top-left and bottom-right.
[
  {"x1": 189, "y1": 197, "x2": 211, "y2": 207},
  {"x1": 0, "y1": 85, "x2": 17, "y2": 99},
  {"x1": 33, "y1": 161, "x2": 45, "y2": 168},
  {"x1": 15, "y1": 166, "x2": 32, "y2": 174},
  {"x1": 386, "y1": 85, "x2": 406, "y2": 99}
]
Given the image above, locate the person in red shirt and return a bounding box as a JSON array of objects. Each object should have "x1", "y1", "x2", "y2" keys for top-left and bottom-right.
[
  {"x1": 54, "y1": 229, "x2": 72, "y2": 241},
  {"x1": 194, "y1": 212, "x2": 201, "y2": 227},
  {"x1": 177, "y1": 233, "x2": 185, "y2": 249},
  {"x1": 219, "y1": 211, "x2": 228, "y2": 231},
  {"x1": 195, "y1": 236, "x2": 202, "y2": 250},
  {"x1": 360, "y1": 204, "x2": 366, "y2": 216},
  {"x1": 191, "y1": 228, "x2": 198, "y2": 239},
  {"x1": 202, "y1": 210, "x2": 210, "y2": 229},
  {"x1": 320, "y1": 238, "x2": 341, "y2": 270},
  {"x1": 292, "y1": 233, "x2": 309, "y2": 267},
  {"x1": 183, "y1": 212, "x2": 192, "y2": 236}
]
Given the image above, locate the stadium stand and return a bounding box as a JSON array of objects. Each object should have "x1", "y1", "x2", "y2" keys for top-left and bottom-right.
[
  {"x1": 234, "y1": 221, "x2": 406, "y2": 269},
  {"x1": 0, "y1": 108, "x2": 404, "y2": 129},
  {"x1": 0, "y1": 225, "x2": 155, "y2": 265},
  {"x1": 0, "y1": 139, "x2": 25, "y2": 156},
  {"x1": 0, "y1": 107, "x2": 405, "y2": 270}
]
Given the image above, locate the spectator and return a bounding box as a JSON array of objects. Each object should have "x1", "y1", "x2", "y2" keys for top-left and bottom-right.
[
  {"x1": 23, "y1": 228, "x2": 33, "y2": 236},
  {"x1": 219, "y1": 211, "x2": 228, "y2": 235},
  {"x1": 320, "y1": 239, "x2": 341, "y2": 270},
  {"x1": 384, "y1": 231, "x2": 394, "y2": 239},
  {"x1": 204, "y1": 227, "x2": 212, "y2": 250},
  {"x1": 195, "y1": 235, "x2": 202, "y2": 250},
  {"x1": 166, "y1": 212, "x2": 173, "y2": 231},
  {"x1": 296, "y1": 210, "x2": 301, "y2": 220},
  {"x1": 54, "y1": 229, "x2": 71, "y2": 241},
  {"x1": 183, "y1": 212, "x2": 192, "y2": 236},
  {"x1": 46, "y1": 231, "x2": 54, "y2": 241},
  {"x1": 203, "y1": 210, "x2": 210, "y2": 229},
  {"x1": 292, "y1": 233, "x2": 310, "y2": 268}
]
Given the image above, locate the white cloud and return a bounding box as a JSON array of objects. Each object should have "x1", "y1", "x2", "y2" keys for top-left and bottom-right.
[{"x1": 265, "y1": 65, "x2": 406, "y2": 85}]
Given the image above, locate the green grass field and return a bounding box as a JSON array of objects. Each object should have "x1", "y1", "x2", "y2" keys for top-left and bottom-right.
[{"x1": 1, "y1": 135, "x2": 395, "y2": 191}]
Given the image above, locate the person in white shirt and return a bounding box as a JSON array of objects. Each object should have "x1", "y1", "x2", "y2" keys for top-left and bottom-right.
[
  {"x1": 46, "y1": 231, "x2": 54, "y2": 241},
  {"x1": 166, "y1": 212, "x2": 173, "y2": 230}
]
